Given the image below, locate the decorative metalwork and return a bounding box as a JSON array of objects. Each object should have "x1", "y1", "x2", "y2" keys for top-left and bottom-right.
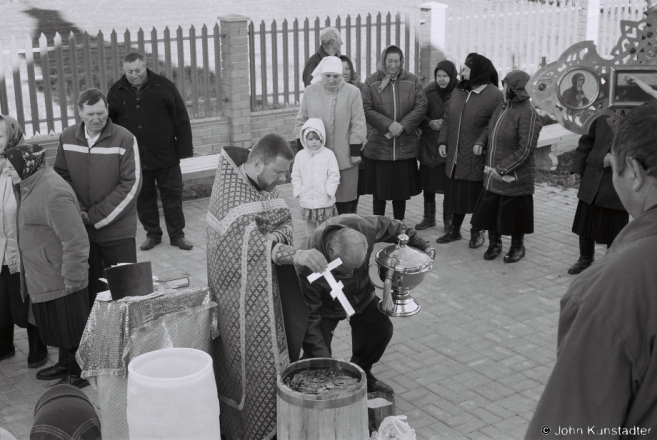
[{"x1": 528, "y1": 1, "x2": 657, "y2": 134}]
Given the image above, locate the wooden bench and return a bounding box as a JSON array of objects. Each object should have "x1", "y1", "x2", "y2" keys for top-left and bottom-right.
[
  {"x1": 180, "y1": 154, "x2": 221, "y2": 181},
  {"x1": 535, "y1": 124, "x2": 580, "y2": 171}
]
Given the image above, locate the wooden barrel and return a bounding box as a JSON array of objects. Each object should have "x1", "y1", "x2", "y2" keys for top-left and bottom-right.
[{"x1": 277, "y1": 358, "x2": 368, "y2": 440}]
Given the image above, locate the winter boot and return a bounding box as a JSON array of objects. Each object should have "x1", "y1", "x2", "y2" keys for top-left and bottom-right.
[
  {"x1": 415, "y1": 201, "x2": 436, "y2": 230},
  {"x1": 484, "y1": 231, "x2": 503, "y2": 260},
  {"x1": 436, "y1": 226, "x2": 462, "y2": 243},
  {"x1": 27, "y1": 324, "x2": 48, "y2": 368},
  {"x1": 469, "y1": 228, "x2": 486, "y2": 249},
  {"x1": 504, "y1": 235, "x2": 526, "y2": 263}
]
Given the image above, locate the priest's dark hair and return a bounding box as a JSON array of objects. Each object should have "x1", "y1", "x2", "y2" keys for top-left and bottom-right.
[
  {"x1": 612, "y1": 104, "x2": 657, "y2": 177},
  {"x1": 248, "y1": 133, "x2": 294, "y2": 165}
]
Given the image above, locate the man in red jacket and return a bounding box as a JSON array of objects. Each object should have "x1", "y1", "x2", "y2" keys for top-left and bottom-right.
[{"x1": 44, "y1": 88, "x2": 141, "y2": 383}]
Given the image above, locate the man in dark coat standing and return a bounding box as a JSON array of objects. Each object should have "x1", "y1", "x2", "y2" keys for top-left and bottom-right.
[
  {"x1": 525, "y1": 106, "x2": 657, "y2": 438},
  {"x1": 302, "y1": 27, "x2": 342, "y2": 87},
  {"x1": 108, "y1": 52, "x2": 194, "y2": 251}
]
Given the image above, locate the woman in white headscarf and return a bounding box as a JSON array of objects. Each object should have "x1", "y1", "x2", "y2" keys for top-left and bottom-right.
[{"x1": 295, "y1": 56, "x2": 367, "y2": 214}]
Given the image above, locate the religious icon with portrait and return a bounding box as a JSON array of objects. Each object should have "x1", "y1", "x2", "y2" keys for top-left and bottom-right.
[{"x1": 558, "y1": 68, "x2": 599, "y2": 110}]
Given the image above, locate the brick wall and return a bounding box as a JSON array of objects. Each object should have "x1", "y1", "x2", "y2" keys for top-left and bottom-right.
[{"x1": 32, "y1": 109, "x2": 301, "y2": 165}]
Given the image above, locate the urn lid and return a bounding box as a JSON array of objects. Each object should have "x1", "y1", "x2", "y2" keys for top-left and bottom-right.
[{"x1": 375, "y1": 232, "x2": 432, "y2": 275}]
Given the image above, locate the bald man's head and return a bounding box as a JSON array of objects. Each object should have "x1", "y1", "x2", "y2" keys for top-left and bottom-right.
[{"x1": 326, "y1": 229, "x2": 368, "y2": 271}]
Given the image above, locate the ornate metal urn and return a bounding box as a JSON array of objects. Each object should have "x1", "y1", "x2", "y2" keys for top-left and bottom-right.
[{"x1": 368, "y1": 228, "x2": 435, "y2": 318}]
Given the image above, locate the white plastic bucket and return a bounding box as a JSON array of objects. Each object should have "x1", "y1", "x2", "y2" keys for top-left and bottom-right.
[{"x1": 127, "y1": 348, "x2": 220, "y2": 440}]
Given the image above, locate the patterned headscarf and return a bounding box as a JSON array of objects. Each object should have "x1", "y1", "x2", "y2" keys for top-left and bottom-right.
[
  {"x1": 376, "y1": 45, "x2": 405, "y2": 93},
  {"x1": 2, "y1": 144, "x2": 46, "y2": 180},
  {"x1": 0, "y1": 114, "x2": 25, "y2": 152}
]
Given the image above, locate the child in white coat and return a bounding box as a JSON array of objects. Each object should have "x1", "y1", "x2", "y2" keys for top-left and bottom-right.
[{"x1": 292, "y1": 118, "x2": 341, "y2": 235}]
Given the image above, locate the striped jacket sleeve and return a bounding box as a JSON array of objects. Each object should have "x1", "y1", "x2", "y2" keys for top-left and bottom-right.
[
  {"x1": 496, "y1": 107, "x2": 542, "y2": 176},
  {"x1": 87, "y1": 136, "x2": 143, "y2": 229}
]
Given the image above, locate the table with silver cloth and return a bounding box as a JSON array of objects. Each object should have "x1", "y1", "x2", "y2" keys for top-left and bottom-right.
[{"x1": 77, "y1": 287, "x2": 216, "y2": 440}]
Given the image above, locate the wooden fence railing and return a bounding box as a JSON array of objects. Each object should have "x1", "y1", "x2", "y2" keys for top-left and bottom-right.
[
  {"x1": 444, "y1": 0, "x2": 583, "y2": 81},
  {"x1": 247, "y1": 11, "x2": 419, "y2": 111},
  {"x1": 597, "y1": 0, "x2": 646, "y2": 55},
  {"x1": 0, "y1": 25, "x2": 222, "y2": 138}
]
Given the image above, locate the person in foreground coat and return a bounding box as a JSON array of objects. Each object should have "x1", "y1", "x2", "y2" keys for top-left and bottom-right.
[
  {"x1": 471, "y1": 70, "x2": 542, "y2": 263},
  {"x1": 361, "y1": 44, "x2": 428, "y2": 221},
  {"x1": 566, "y1": 115, "x2": 629, "y2": 274},
  {"x1": 525, "y1": 105, "x2": 657, "y2": 439},
  {"x1": 2, "y1": 145, "x2": 90, "y2": 389},
  {"x1": 436, "y1": 53, "x2": 503, "y2": 248},
  {"x1": 108, "y1": 52, "x2": 194, "y2": 251},
  {"x1": 416, "y1": 60, "x2": 458, "y2": 232}
]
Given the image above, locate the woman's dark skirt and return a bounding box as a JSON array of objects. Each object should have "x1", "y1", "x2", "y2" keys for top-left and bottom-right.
[
  {"x1": 471, "y1": 190, "x2": 534, "y2": 235},
  {"x1": 0, "y1": 266, "x2": 29, "y2": 329},
  {"x1": 32, "y1": 288, "x2": 90, "y2": 350},
  {"x1": 572, "y1": 200, "x2": 629, "y2": 245},
  {"x1": 357, "y1": 158, "x2": 367, "y2": 197},
  {"x1": 419, "y1": 163, "x2": 447, "y2": 194},
  {"x1": 363, "y1": 158, "x2": 421, "y2": 200},
  {"x1": 444, "y1": 178, "x2": 483, "y2": 214}
]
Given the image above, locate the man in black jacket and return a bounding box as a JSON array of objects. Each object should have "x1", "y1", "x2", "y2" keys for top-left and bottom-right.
[
  {"x1": 108, "y1": 52, "x2": 194, "y2": 251},
  {"x1": 296, "y1": 214, "x2": 433, "y2": 395},
  {"x1": 301, "y1": 27, "x2": 342, "y2": 87}
]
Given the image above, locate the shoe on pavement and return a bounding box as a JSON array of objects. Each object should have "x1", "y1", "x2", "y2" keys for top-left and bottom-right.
[
  {"x1": 469, "y1": 229, "x2": 486, "y2": 249},
  {"x1": 56, "y1": 374, "x2": 90, "y2": 389},
  {"x1": 568, "y1": 257, "x2": 594, "y2": 275},
  {"x1": 171, "y1": 237, "x2": 193, "y2": 250},
  {"x1": 436, "y1": 227, "x2": 462, "y2": 244},
  {"x1": 140, "y1": 237, "x2": 162, "y2": 251},
  {"x1": 367, "y1": 379, "x2": 394, "y2": 395},
  {"x1": 36, "y1": 362, "x2": 69, "y2": 381}
]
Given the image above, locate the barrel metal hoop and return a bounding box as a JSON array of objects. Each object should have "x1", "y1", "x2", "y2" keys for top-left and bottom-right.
[{"x1": 277, "y1": 386, "x2": 366, "y2": 409}]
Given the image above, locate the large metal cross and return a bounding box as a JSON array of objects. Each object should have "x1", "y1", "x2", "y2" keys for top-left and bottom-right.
[{"x1": 307, "y1": 258, "x2": 356, "y2": 317}]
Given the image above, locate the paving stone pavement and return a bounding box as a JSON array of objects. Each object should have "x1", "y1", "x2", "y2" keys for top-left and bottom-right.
[{"x1": 0, "y1": 182, "x2": 612, "y2": 440}]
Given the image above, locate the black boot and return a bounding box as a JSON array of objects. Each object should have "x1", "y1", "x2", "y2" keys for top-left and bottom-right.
[
  {"x1": 442, "y1": 212, "x2": 452, "y2": 233},
  {"x1": 27, "y1": 324, "x2": 48, "y2": 368},
  {"x1": 0, "y1": 326, "x2": 15, "y2": 361},
  {"x1": 568, "y1": 257, "x2": 594, "y2": 274},
  {"x1": 436, "y1": 226, "x2": 462, "y2": 243},
  {"x1": 484, "y1": 231, "x2": 503, "y2": 260},
  {"x1": 504, "y1": 235, "x2": 526, "y2": 263},
  {"x1": 415, "y1": 201, "x2": 436, "y2": 230},
  {"x1": 469, "y1": 228, "x2": 486, "y2": 249}
]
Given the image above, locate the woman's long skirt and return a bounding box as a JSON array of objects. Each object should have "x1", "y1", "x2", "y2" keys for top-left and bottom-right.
[
  {"x1": 471, "y1": 190, "x2": 534, "y2": 235},
  {"x1": 443, "y1": 178, "x2": 483, "y2": 214},
  {"x1": 571, "y1": 200, "x2": 629, "y2": 245},
  {"x1": 32, "y1": 288, "x2": 90, "y2": 350},
  {"x1": 363, "y1": 158, "x2": 421, "y2": 200},
  {"x1": 419, "y1": 163, "x2": 447, "y2": 194},
  {"x1": 335, "y1": 165, "x2": 359, "y2": 203}
]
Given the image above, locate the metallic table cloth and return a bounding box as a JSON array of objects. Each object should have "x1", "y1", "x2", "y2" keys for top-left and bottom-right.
[{"x1": 77, "y1": 287, "x2": 216, "y2": 440}]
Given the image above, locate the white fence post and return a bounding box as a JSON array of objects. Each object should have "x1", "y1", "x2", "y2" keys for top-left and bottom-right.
[
  {"x1": 419, "y1": 2, "x2": 449, "y2": 85},
  {"x1": 579, "y1": 0, "x2": 601, "y2": 44}
]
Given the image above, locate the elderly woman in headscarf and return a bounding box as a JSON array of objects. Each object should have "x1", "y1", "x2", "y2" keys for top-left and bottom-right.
[
  {"x1": 436, "y1": 53, "x2": 503, "y2": 248},
  {"x1": 295, "y1": 55, "x2": 367, "y2": 215},
  {"x1": 361, "y1": 44, "x2": 428, "y2": 221},
  {"x1": 415, "y1": 60, "x2": 458, "y2": 231},
  {"x1": 1, "y1": 145, "x2": 90, "y2": 388},
  {"x1": 0, "y1": 115, "x2": 48, "y2": 368},
  {"x1": 470, "y1": 70, "x2": 543, "y2": 263}
]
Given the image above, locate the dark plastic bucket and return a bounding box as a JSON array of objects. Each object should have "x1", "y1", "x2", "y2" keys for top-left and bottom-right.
[{"x1": 104, "y1": 262, "x2": 154, "y2": 300}]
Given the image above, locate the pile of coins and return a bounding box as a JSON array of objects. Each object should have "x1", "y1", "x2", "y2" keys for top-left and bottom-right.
[{"x1": 283, "y1": 368, "x2": 360, "y2": 394}]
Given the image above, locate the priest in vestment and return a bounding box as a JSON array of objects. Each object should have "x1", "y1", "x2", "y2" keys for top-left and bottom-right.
[{"x1": 206, "y1": 134, "x2": 328, "y2": 440}]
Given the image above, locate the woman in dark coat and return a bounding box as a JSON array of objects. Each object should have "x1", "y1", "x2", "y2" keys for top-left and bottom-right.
[
  {"x1": 470, "y1": 70, "x2": 543, "y2": 263},
  {"x1": 567, "y1": 115, "x2": 629, "y2": 274},
  {"x1": 361, "y1": 45, "x2": 428, "y2": 220},
  {"x1": 415, "y1": 60, "x2": 458, "y2": 231},
  {"x1": 436, "y1": 53, "x2": 503, "y2": 247}
]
